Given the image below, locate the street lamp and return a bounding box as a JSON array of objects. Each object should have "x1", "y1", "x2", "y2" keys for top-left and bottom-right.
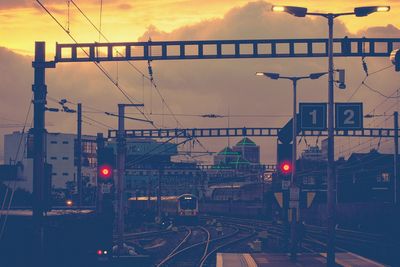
[
  {"x1": 256, "y1": 71, "x2": 327, "y2": 261},
  {"x1": 272, "y1": 4, "x2": 390, "y2": 266}
]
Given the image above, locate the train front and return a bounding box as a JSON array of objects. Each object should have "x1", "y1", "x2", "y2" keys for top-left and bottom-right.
[{"x1": 177, "y1": 194, "x2": 199, "y2": 224}]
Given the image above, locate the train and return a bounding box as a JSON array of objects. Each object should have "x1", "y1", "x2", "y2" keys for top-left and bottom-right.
[
  {"x1": 128, "y1": 194, "x2": 199, "y2": 224},
  {"x1": 177, "y1": 194, "x2": 199, "y2": 223}
]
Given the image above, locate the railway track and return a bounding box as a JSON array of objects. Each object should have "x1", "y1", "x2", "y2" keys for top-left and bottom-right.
[
  {"x1": 199, "y1": 224, "x2": 256, "y2": 267},
  {"x1": 156, "y1": 225, "x2": 241, "y2": 267},
  {"x1": 203, "y1": 215, "x2": 399, "y2": 265},
  {"x1": 124, "y1": 215, "x2": 397, "y2": 266}
]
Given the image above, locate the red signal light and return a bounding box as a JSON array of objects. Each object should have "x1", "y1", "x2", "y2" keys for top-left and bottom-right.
[
  {"x1": 97, "y1": 249, "x2": 103, "y2": 255},
  {"x1": 99, "y1": 165, "x2": 112, "y2": 179},
  {"x1": 280, "y1": 162, "x2": 292, "y2": 174}
]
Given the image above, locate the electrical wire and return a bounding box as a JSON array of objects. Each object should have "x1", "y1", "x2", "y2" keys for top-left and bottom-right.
[
  {"x1": 82, "y1": 114, "x2": 115, "y2": 130},
  {"x1": 35, "y1": 0, "x2": 153, "y2": 126},
  {"x1": 347, "y1": 65, "x2": 393, "y2": 101},
  {"x1": 68, "y1": 0, "x2": 211, "y2": 155}
]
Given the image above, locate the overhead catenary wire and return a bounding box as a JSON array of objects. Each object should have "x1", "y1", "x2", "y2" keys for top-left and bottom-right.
[
  {"x1": 347, "y1": 64, "x2": 394, "y2": 101},
  {"x1": 69, "y1": 0, "x2": 194, "y2": 132},
  {"x1": 35, "y1": 0, "x2": 154, "y2": 126},
  {"x1": 335, "y1": 101, "x2": 397, "y2": 159}
]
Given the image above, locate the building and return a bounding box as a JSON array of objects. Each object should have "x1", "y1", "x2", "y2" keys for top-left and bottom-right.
[
  {"x1": 209, "y1": 138, "x2": 264, "y2": 185},
  {"x1": 321, "y1": 138, "x2": 328, "y2": 161},
  {"x1": 213, "y1": 147, "x2": 240, "y2": 166},
  {"x1": 301, "y1": 145, "x2": 324, "y2": 161},
  {"x1": 122, "y1": 138, "x2": 207, "y2": 198},
  {"x1": 337, "y1": 149, "x2": 396, "y2": 203},
  {"x1": 232, "y1": 137, "x2": 260, "y2": 164},
  {"x1": 3, "y1": 131, "x2": 97, "y2": 192}
]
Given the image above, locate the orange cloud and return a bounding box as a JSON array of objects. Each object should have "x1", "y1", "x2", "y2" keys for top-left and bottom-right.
[{"x1": 0, "y1": 1, "x2": 398, "y2": 55}]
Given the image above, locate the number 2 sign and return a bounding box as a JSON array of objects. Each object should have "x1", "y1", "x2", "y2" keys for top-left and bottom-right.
[{"x1": 335, "y1": 103, "x2": 363, "y2": 130}]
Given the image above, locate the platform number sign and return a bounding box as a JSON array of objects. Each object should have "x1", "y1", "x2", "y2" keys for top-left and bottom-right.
[
  {"x1": 299, "y1": 103, "x2": 327, "y2": 130},
  {"x1": 335, "y1": 103, "x2": 363, "y2": 130}
]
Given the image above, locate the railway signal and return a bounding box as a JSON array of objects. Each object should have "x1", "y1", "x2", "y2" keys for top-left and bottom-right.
[
  {"x1": 97, "y1": 147, "x2": 115, "y2": 182},
  {"x1": 277, "y1": 143, "x2": 293, "y2": 178}
]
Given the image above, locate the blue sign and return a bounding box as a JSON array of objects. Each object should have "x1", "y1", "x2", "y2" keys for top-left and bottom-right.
[
  {"x1": 299, "y1": 103, "x2": 327, "y2": 130},
  {"x1": 335, "y1": 103, "x2": 363, "y2": 130}
]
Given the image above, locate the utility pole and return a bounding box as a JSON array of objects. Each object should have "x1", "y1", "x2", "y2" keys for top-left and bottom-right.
[
  {"x1": 157, "y1": 166, "x2": 163, "y2": 220},
  {"x1": 117, "y1": 104, "x2": 126, "y2": 255},
  {"x1": 32, "y1": 41, "x2": 55, "y2": 264},
  {"x1": 116, "y1": 103, "x2": 145, "y2": 255},
  {"x1": 96, "y1": 133, "x2": 105, "y2": 214},
  {"x1": 394, "y1": 111, "x2": 398, "y2": 205},
  {"x1": 77, "y1": 103, "x2": 82, "y2": 207},
  {"x1": 32, "y1": 41, "x2": 46, "y2": 264}
]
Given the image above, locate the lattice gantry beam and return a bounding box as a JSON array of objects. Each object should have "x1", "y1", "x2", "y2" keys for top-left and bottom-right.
[
  {"x1": 55, "y1": 38, "x2": 400, "y2": 62},
  {"x1": 108, "y1": 127, "x2": 399, "y2": 139}
]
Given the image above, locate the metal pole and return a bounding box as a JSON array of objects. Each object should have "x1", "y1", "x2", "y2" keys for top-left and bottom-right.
[
  {"x1": 157, "y1": 167, "x2": 162, "y2": 220},
  {"x1": 96, "y1": 133, "x2": 104, "y2": 214},
  {"x1": 394, "y1": 111, "x2": 398, "y2": 205},
  {"x1": 326, "y1": 14, "x2": 336, "y2": 267},
  {"x1": 291, "y1": 79, "x2": 297, "y2": 185},
  {"x1": 32, "y1": 41, "x2": 47, "y2": 263},
  {"x1": 117, "y1": 104, "x2": 126, "y2": 254},
  {"x1": 290, "y1": 79, "x2": 297, "y2": 261},
  {"x1": 77, "y1": 103, "x2": 82, "y2": 207}
]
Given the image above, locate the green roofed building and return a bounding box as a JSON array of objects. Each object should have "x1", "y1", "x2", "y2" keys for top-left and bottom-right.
[
  {"x1": 232, "y1": 137, "x2": 260, "y2": 164},
  {"x1": 213, "y1": 147, "x2": 241, "y2": 166}
]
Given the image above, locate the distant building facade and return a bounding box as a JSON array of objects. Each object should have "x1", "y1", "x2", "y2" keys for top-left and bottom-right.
[
  {"x1": 337, "y1": 150, "x2": 396, "y2": 203},
  {"x1": 301, "y1": 145, "x2": 324, "y2": 161},
  {"x1": 209, "y1": 138, "x2": 264, "y2": 185},
  {"x1": 3, "y1": 131, "x2": 97, "y2": 192},
  {"x1": 232, "y1": 137, "x2": 260, "y2": 164},
  {"x1": 122, "y1": 138, "x2": 207, "y2": 198}
]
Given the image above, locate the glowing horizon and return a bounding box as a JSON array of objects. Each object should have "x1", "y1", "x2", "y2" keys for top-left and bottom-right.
[{"x1": 1, "y1": 0, "x2": 398, "y2": 56}]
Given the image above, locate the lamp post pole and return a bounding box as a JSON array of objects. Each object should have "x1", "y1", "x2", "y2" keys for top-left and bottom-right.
[
  {"x1": 394, "y1": 111, "x2": 398, "y2": 205},
  {"x1": 271, "y1": 6, "x2": 389, "y2": 265},
  {"x1": 290, "y1": 78, "x2": 297, "y2": 261},
  {"x1": 256, "y1": 71, "x2": 327, "y2": 260},
  {"x1": 326, "y1": 14, "x2": 336, "y2": 266}
]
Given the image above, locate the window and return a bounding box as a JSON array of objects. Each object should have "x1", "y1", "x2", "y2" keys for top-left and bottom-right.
[
  {"x1": 52, "y1": 173, "x2": 57, "y2": 176},
  {"x1": 303, "y1": 176, "x2": 315, "y2": 185},
  {"x1": 50, "y1": 156, "x2": 57, "y2": 160},
  {"x1": 62, "y1": 172, "x2": 69, "y2": 176},
  {"x1": 62, "y1": 157, "x2": 69, "y2": 160},
  {"x1": 62, "y1": 141, "x2": 69, "y2": 144},
  {"x1": 50, "y1": 141, "x2": 57, "y2": 144},
  {"x1": 379, "y1": 172, "x2": 390, "y2": 183}
]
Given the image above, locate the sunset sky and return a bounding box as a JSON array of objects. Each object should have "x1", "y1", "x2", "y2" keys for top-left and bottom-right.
[
  {"x1": 1, "y1": 0, "x2": 400, "y2": 163},
  {"x1": 1, "y1": 0, "x2": 399, "y2": 55}
]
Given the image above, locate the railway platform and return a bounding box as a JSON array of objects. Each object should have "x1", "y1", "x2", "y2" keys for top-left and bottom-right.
[{"x1": 216, "y1": 252, "x2": 386, "y2": 267}]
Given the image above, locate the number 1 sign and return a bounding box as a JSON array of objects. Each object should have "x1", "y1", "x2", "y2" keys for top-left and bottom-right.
[
  {"x1": 335, "y1": 103, "x2": 363, "y2": 130},
  {"x1": 299, "y1": 103, "x2": 327, "y2": 130}
]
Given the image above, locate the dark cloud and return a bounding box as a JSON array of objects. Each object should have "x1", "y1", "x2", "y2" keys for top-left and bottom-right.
[
  {"x1": 358, "y1": 24, "x2": 400, "y2": 38},
  {"x1": 0, "y1": 0, "x2": 30, "y2": 9}
]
